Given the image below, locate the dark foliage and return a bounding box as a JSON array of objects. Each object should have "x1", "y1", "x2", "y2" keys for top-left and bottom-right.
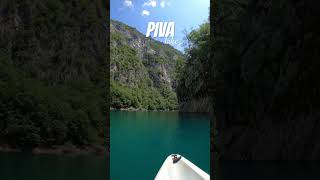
[
  {"x1": 0, "y1": 0, "x2": 107, "y2": 148},
  {"x1": 211, "y1": 0, "x2": 320, "y2": 161}
]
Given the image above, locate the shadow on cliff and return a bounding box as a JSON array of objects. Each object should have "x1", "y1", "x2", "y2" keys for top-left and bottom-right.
[{"x1": 210, "y1": 0, "x2": 320, "y2": 179}]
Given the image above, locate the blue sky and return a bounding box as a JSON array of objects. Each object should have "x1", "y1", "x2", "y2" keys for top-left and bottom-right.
[{"x1": 111, "y1": 0, "x2": 209, "y2": 52}]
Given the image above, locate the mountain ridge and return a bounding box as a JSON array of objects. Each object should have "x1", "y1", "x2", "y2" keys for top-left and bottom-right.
[{"x1": 110, "y1": 19, "x2": 185, "y2": 110}]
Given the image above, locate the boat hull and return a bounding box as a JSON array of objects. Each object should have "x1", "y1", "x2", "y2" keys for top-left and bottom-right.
[{"x1": 154, "y1": 154, "x2": 210, "y2": 180}]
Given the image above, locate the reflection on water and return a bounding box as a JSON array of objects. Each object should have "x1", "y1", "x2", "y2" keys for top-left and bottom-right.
[
  {"x1": 0, "y1": 152, "x2": 107, "y2": 180},
  {"x1": 111, "y1": 111, "x2": 210, "y2": 180},
  {"x1": 215, "y1": 161, "x2": 320, "y2": 180}
]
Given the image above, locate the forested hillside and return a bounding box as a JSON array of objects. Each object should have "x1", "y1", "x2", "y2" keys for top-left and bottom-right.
[
  {"x1": 211, "y1": 0, "x2": 320, "y2": 161},
  {"x1": 0, "y1": 0, "x2": 107, "y2": 151},
  {"x1": 110, "y1": 20, "x2": 184, "y2": 110},
  {"x1": 176, "y1": 22, "x2": 211, "y2": 112}
]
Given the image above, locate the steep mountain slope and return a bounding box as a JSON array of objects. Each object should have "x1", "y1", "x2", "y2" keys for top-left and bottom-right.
[
  {"x1": 0, "y1": 0, "x2": 107, "y2": 150},
  {"x1": 110, "y1": 20, "x2": 185, "y2": 110},
  {"x1": 176, "y1": 22, "x2": 212, "y2": 113}
]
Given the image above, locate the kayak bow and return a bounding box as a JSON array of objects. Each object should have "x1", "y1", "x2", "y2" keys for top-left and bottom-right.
[{"x1": 155, "y1": 154, "x2": 210, "y2": 180}]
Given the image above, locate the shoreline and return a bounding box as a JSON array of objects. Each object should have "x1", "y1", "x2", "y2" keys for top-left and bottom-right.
[
  {"x1": 0, "y1": 144, "x2": 107, "y2": 157},
  {"x1": 110, "y1": 107, "x2": 178, "y2": 112},
  {"x1": 110, "y1": 107, "x2": 210, "y2": 114}
]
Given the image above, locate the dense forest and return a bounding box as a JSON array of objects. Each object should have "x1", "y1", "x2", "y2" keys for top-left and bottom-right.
[
  {"x1": 110, "y1": 20, "x2": 184, "y2": 111},
  {"x1": 0, "y1": 0, "x2": 107, "y2": 151},
  {"x1": 110, "y1": 19, "x2": 212, "y2": 112},
  {"x1": 176, "y1": 22, "x2": 211, "y2": 112},
  {"x1": 210, "y1": 0, "x2": 320, "y2": 164}
]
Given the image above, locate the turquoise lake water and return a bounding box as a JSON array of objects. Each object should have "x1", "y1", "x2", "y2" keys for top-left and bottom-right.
[
  {"x1": 0, "y1": 152, "x2": 107, "y2": 180},
  {"x1": 110, "y1": 111, "x2": 210, "y2": 180}
]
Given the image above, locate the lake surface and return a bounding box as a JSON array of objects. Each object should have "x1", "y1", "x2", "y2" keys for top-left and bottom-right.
[
  {"x1": 110, "y1": 111, "x2": 210, "y2": 180},
  {"x1": 0, "y1": 152, "x2": 107, "y2": 180}
]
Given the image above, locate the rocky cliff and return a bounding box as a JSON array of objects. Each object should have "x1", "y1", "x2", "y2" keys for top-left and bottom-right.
[
  {"x1": 179, "y1": 97, "x2": 212, "y2": 113},
  {"x1": 110, "y1": 20, "x2": 184, "y2": 110}
]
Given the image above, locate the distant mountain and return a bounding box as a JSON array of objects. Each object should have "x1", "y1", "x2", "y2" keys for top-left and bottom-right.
[{"x1": 110, "y1": 19, "x2": 185, "y2": 110}]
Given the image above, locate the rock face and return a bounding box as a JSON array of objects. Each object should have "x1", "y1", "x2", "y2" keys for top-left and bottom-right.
[
  {"x1": 179, "y1": 98, "x2": 212, "y2": 113},
  {"x1": 110, "y1": 20, "x2": 182, "y2": 88},
  {"x1": 110, "y1": 20, "x2": 184, "y2": 110},
  {"x1": 211, "y1": 0, "x2": 320, "y2": 160}
]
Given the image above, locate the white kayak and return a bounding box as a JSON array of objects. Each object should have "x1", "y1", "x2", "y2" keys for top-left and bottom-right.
[{"x1": 154, "y1": 154, "x2": 210, "y2": 180}]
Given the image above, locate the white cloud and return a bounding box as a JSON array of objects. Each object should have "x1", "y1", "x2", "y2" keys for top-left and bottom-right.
[
  {"x1": 123, "y1": 0, "x2": 133, "y2": 8},
  {"x1": 143, "y1": 0, "x2": 157, "y2": 7},
  {"x1": 141, "y1": 10, "x2": 150, "y2": 16},
  {"x1": 160, "y1": 0, "x2": 170, "y2": 8},
  {"x1": 160, "y1": 1, "x2": 165, "y2": 8}
]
